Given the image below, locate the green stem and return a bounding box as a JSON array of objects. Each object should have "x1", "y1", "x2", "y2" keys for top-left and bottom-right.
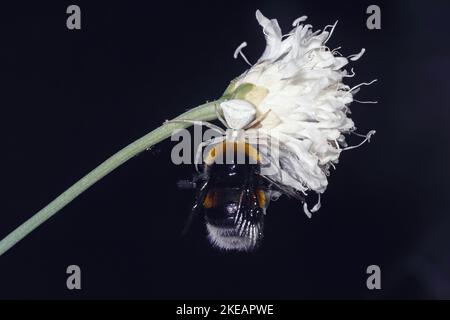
[{"x1": 0, "y1": 99, "x2": 223, "y2": 257}]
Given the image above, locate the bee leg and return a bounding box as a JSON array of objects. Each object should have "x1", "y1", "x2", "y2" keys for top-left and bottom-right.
[
  {"x1": 193, "y1": 171, "x2": 208, "y2": 183},
  {"x1": 176, "y1": 171, "x2": 207, "y2": 190},
  {"x1": 181, "y1": 211, "x2": 197, "y2": 237},
  {"x1": 181, "y1": 179, "x2": 210, "y2": 236}
]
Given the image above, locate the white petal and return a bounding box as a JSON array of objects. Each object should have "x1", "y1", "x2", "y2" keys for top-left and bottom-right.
[
  {"x1": 255, "y1": 10, "x2": 283, "y2": 61},
  {"x1": 292, "y1": 16, "x2": 308, "y2": 27},
  {"x1": 233, "y1": 11, "x2": 376, "y2": 199}
]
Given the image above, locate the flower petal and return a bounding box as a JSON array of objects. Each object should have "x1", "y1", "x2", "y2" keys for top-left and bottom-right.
[{"x1": 255, "y1": 10, "x2": 283, "y2": 61}]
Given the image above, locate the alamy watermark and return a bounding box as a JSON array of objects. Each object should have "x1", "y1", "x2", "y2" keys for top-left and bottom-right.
[
  {"x1": 366, "y1": 5, "x2": 381, "y2": 30},
  {"x1": 66, "y1": 264, "x2": 81, "y2": 290},
  {"x1": 66, "y1": 5, "x2": 81, "y2": 30},
  {"x1": 366, "y1": 265, "x2": 381, "y2": 290}
]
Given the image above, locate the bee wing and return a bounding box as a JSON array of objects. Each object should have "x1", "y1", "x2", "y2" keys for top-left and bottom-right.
[{"x1": 260, "y1": 174, "x2": 305, "y2": 202}]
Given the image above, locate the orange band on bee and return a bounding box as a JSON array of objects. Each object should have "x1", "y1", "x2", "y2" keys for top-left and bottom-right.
[
  {"x1": 204, "y1": 141, "x2": 262, "y2": 165},
  {"x1": 256, "y1": 189, "x2": 266, "y2": 209},
  {"x1": 203, "y1": 191, "x2": 217, "y2": 209}
]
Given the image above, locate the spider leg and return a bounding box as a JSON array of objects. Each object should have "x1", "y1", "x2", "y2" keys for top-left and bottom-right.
[
  {"x1": 244, "y1": 109, "x2": 272, "y2": 129},
  {"x1": 215, "y1": 103, "x2": 230, "y2": 129},
  {"x1": 194, "y1": 136, "x2": 226, "y2": 173},
  {"x1": 165, "y1": 119, "x2": 225, "y2": 135}
]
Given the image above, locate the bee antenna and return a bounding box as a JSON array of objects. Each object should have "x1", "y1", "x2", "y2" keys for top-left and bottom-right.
[{"x1": 176, "y1": 180, "x2": 196, "y2": 189}]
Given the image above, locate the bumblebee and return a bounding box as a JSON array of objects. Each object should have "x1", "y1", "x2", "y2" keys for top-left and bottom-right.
[{"x1": 182, "y1": 141, "x2": 272, "y2": 252}]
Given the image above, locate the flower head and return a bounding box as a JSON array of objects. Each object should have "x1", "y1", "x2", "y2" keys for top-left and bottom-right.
[{"x1": 221, "y1": 10, "x2": 376, "y2": 215}]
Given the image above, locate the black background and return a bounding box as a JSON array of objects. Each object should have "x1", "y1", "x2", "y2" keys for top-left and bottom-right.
[{"x1": 1, "y1": 0, "x2": 449, "y2": 299}]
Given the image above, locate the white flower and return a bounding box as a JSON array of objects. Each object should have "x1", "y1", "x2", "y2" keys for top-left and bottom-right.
[{"x1": 221, "y1": 10, "x2": 376, "y2": 215}]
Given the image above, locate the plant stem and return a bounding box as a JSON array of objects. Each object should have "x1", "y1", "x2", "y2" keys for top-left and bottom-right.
[{"x1": 0, "y1": 99, "x2": 223, "y2": 257}]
